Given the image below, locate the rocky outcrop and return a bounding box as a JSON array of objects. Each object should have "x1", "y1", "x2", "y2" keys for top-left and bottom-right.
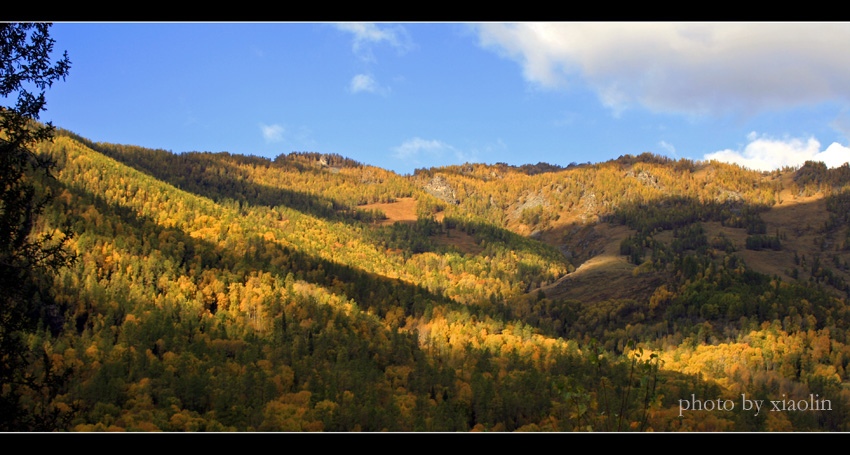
[
  {"x1": 626, "y1": 169, "x2": 663, "y2": 190},
  {"x1": 423, "y1": 175, "x2": 459, "y2": 205}
]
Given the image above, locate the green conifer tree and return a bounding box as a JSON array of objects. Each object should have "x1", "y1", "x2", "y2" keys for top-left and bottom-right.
[{"x1": 0, "y1": 22, "x2": 73, "y2": 430}]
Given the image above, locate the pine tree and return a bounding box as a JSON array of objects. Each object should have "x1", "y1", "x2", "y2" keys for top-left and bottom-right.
[{"x1": 0, "y1": 22, "x2": 73, "y2": 430}]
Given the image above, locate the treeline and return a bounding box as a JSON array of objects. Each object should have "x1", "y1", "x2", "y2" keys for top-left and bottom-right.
[{"x1": 56, "y1": 130, "x2": 413, "y2": 215}]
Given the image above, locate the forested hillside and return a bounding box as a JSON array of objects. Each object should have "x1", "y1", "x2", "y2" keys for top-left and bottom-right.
[{"x1": 9, "y1": 129, "x2": 850, "y2": 431}]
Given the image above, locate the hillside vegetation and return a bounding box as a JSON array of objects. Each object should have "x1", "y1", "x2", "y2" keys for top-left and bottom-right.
[{"x1": 12, "y1": 131, "x2": 850, "y2": 431}]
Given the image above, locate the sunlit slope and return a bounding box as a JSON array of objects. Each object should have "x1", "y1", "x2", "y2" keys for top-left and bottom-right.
[
  {"x1": 54, "y1": 133, "x2": 570, "y2": 308},
  {"x1": 29, "y1": 132, "x2": 850, "y2": 431}
]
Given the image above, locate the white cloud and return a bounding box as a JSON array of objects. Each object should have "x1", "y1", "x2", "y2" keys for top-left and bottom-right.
[
  {"x1": 335, "y1": 23, "x2": 413, "y2": 61},
  {"x1": 705, "y1": 133, "x2": 850, "y2": 171},
  {"x1": 474, "y1": 23, "x2": 850, "y2": 117},
  {"x1": 818, "y1": 141, "x2": 850, "y2": 168},
  {"x1": 349, "y1": 73, "x2": 388, "y2": 95},
  {"x1": 393, "y1": 137, "x2": 454, "y2": 160},
  {"x1": 260, "y1": 123, "x2": 284, "y2": 143}
]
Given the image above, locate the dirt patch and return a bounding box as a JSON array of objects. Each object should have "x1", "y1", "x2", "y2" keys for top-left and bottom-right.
[
  {"x1": 360, "y1": 197, "x2": 476, "y2": 252},
  {"x1": 360, "y1": 197, "x2": 419, "y2": 226}
]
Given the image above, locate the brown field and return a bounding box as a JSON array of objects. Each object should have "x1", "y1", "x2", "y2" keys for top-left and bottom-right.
[
  {"x1": 359, "y1": 197, "x2": 479, "y2": 254},
  {"x1": 360, "y1": 197, "x2": 420, "y2": 225}
]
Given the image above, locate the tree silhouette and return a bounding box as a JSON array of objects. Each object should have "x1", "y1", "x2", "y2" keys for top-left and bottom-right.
[{"x1": 0, "y1": 22, "x2": 73, "y2": 430}]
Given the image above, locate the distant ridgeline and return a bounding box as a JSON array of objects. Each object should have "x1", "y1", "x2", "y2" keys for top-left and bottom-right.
[{"x1": 275, "y1": 151, "x2": 364, "y2": 170}]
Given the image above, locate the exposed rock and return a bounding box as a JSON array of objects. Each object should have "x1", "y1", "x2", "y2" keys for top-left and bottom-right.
[
  {"x1": 424, "y1": 175, "x2": 459, "y2": 205},
  {"x1": 511, "y1": 192, "x2": 547, "y2": 221},
  {"x1": 626, "y1": 169, "x2": 663, "y2": 190},
  {"x1": 579, "y1": 191, "x2": 598, "y2": 223},
  {"x1": 714, "y1": 189, "x2": 743, "y2": 204}
]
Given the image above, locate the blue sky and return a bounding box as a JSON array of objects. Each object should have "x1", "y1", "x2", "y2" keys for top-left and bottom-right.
[{"x1": 43, "y1": 22, "x2": 850, "y2": 175}]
